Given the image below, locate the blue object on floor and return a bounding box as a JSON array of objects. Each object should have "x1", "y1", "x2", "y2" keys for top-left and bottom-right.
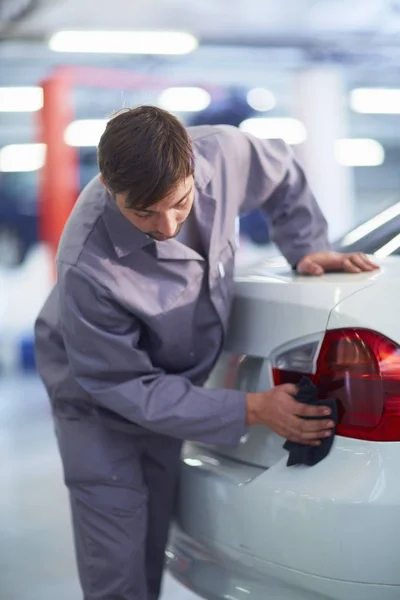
[
  {"x1": 19, "y1": 334, "x2": 36, "y2": 371},
  {"x1": 239, "y1": 210, "x2": 270, "y2": 245}
]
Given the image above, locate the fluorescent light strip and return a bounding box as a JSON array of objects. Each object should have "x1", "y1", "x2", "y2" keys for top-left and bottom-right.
[
  {"x1": 374, "y1": 233, "x2": 400, "y2": 258},
  {"x1": 158, "y1": 87, "x2": 210, "y2": 112},
  {"x1": 239, "y1": 117, "x2": 307, "y2": 145},
  {"x1": 64, "y1": 119, "x2": 107, "y2": 147},
  {"x1": 0, "y1": 143, "x2": 46, "y2": 172},
  {"x1": 49, "y1": 30, "x2": 198, "y2": 55},
  {"x1": 0, "y1": 87, "x2": 43, "y2": 112},
  {"x1": 246, "y1": 88, "x2": 276, "y2": 112},
  {"x1": 341, "y1": 201, "x2": 400, "y2": 246},
  {"x1": 350, "y1": 88, "x2": 400, "y2": 114},
  {"x1": 335, "y1": 138, "x2": 384, "y2": 167}
]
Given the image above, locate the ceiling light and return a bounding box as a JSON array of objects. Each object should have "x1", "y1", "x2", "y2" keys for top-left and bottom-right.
[
  {"x1": 335, "y1": 138, "x2": 384, "y2": 167},
  {"x1": 246, "y1": 88, "x2": 276, "y2": 112},
  {"x1": 0, "y1": 87, "x2": 43, "y2": 112},
  {"x1": 239, "y1": 117, "x2": 307, "y2": 145},
  {"x1": 64, "y1": 120, "x2": 107, "y2": 147},
  {"x1": 350, "y1": 88, "x2": 400, "y2": 114},
  {"x1": 0, "y1": 144, "x2": 46, "y2": 172},
  {"x1": 158, "y1": 87, "x2": 211, "y2": 112},
  {"x1": 49, "y1": 30, "x2": 198, "y2": 55}
]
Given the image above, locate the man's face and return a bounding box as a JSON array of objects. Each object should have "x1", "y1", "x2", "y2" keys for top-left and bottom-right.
[{"x1": 111, "y1": 176, "x2": 195, "y2": 242}]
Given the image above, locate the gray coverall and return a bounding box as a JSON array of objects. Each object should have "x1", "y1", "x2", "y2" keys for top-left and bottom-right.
[{"x1": 34, "y1": 125, "x2": 330, "y2": 599}]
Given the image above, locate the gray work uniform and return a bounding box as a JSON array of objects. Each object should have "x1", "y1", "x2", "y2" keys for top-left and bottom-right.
[{"x1": 34, "y1": 125, "x2": 330, "y2": 600}]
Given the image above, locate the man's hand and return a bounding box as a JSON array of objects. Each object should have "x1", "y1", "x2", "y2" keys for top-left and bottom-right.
[
  {"x1": 296, "y1": 251, "x2": 379, "y2": 276},
  {"x1": 246, "y1": 385, "x2": 335, "y2": 446}
]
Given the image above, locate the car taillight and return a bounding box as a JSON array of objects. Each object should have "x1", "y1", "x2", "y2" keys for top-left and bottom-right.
[{"x1": 272, "y1": 329, "x2": 400, "y2": 442}]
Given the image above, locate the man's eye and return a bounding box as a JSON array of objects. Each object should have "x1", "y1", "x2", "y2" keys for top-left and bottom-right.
[
  {"x1": 135, "y1": 212, "x2": 151, "y2": 220},
  {"x1": 178, "y1": 197, "x2": 188, "y2": 208}
]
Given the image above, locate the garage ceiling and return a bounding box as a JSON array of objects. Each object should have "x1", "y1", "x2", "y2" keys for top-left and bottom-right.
[
  {"x1": 4, "y1": 0, "x2": 400, "y2": 41},
  {"x1": 1, "y1": 0, "x2": 400, "y2": 147}
]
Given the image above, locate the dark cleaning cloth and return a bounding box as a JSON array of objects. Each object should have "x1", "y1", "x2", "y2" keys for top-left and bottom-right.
[{"x1": 283, "y1": 376, "x2": 338, "y2": 467}]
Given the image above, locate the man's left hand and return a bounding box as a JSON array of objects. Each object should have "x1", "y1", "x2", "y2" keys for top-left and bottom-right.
[{"x1": 296, "y1": 251, "x2": 379, "y2": 276}]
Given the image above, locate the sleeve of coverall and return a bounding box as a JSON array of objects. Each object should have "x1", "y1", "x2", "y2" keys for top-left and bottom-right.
[
  {"x1": 58, "y1": 262, "x2": 247, "y2": 446},
  {"x1": 216, "y1": 125, "x2": 332, "y2": 267}
]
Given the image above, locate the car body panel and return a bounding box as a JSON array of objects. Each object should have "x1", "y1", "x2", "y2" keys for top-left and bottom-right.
[
  {"x1": 170, "y1": 439, "x2": 400, "y2": 598},
  {"x1": 328, "y1": 256, "x2": 400, "y2": 340},
  {"x1": 170, "y1": 528, "x2": 400, "y2": 600},
  {"x1": 227, "y1": 257, "x2": 379, "y2": 359},
  {"x1": 177, "y1": 441, "x2": 400, "y2": 584},
  {"x1": 206, "y1": 257, "x2": 394, "y2": 469},
  {"x1": 169, "y1": 255, "x2": 400, "y2": 599}
]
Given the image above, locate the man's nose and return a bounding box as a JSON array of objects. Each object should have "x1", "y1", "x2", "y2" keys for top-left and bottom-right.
[{"x1": 158, "y1": 213, "x2": 177, "y2": 237}]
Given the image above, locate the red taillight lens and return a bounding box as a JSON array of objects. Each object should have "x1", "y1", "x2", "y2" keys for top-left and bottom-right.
[{"x1": 273, "y1": 329, "x2": 400, "y2": 442}]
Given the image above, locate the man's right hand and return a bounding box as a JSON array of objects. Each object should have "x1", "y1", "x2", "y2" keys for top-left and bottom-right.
[{"x1": 246, "y1": 385, "x2": 335, "y2": 446}]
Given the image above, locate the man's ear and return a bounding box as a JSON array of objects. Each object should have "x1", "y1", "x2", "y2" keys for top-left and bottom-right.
[{"x1": 99, "y1": 176, "x2": 112, "y2": 197}]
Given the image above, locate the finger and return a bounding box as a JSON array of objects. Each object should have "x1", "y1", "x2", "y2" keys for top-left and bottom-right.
[
  {"x1": 288, "y1": 427, "x2": 333, "y2": 445},
  {"x1": 300, "y1": 427, "x2": 334, "y2": 440},
  {"x1": 299, "y1": 419, "x2": 335, "y2": 434},
  {"x1": 367, "y1": 259, "x2": 379, "y2": 269},
  {"x1": 285, "y1": 415, "x2": 333, "y2": 439},
  {"x1": 356, "y1": 252, "x2": 378, "y2": 263},
  {"x1": 294, "y1": 402, "x2": 332, "y2": 418},
  {"x1": 279, "y1": 383, "x2": 299, "y2": 397},
  {"x1": 293, "y1": 417, "x2": 334, "y2": 439},
  {"x1": 343, "y1": 257, "x2": 361, "y2": 273},
  {"x1": 285, "y1": 428, "x2": 324, "y2": 446},
  {"x1": 350, "y1": 254, "x2": 377, "y2": 272},
  {"x1": 359, "y1": 254, "x2": 379, "y2": 270},
  {"x1": 297, "y1": 260, "x2": 324, "y2": 276}
]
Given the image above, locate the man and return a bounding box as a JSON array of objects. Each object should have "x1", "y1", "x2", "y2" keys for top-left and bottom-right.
[{"x1": 34, "y1": 106, "x2": 377, "y2": 600}]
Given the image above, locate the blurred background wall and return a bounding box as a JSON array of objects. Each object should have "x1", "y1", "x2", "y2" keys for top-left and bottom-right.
[{"x1": 2, "y1": 0, "x2": 400, "y2": 366}]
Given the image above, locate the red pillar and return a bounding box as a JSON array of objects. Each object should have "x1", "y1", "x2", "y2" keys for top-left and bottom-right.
[{"x1": 37, "y1": 76, "x2": 79, "y2": 258}]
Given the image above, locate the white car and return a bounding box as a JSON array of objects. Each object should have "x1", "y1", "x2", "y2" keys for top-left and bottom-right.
[{"x1": 168, "y1": 255, "x2": 400, "y2": 600}]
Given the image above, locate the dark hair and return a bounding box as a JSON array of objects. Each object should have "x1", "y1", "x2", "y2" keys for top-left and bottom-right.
[{"x1": 98, "y1": 105, "x2": 195, "y2": 210}]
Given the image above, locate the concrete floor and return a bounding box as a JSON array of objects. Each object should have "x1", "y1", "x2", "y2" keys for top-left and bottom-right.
[{"x1": 0, "y1": 374, "x2": 200, "y2": 600}]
